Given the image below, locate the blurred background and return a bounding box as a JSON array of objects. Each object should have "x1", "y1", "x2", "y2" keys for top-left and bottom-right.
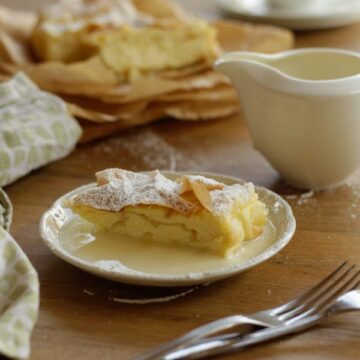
[{"x1": 0, "y1": 0, "x2": 209, "y2": 16}]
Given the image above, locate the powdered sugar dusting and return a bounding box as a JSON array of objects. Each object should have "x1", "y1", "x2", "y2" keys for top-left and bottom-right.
[
  {"x1": 72, "y1": 169, "x2": 193, "y2": 213},
  {"x1": 182, "y1": 175, "x2": 223, "y2": 190},
  {"x1": 71, "y1": 168, "x2": 256, "y2": 216},
  {"x1": 41, "y1": 0, "x2": 150, "y2": 35},
  {"x1": 184, "y1": 175, "x2": 221, "y2": 186},
  {"x1": 211, "y1": 183, "x2": 255, "y2": 215},
  {"x1": 94, "y1": 129, "x2": 201, "y2": 171}
]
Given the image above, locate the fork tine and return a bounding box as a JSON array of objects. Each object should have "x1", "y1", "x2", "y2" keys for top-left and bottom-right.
[
  {"x1": 306, "y1": 270, "x2": 360, "y2": 314},
  {"x1": 287, "y1": 269, "x2": 360, "y2": 323},
  {"x1": 271, "y1": 261, "x2": 349, "y2": 316},
  {"x1": 278, "y1": 263, "x2": 356, "y2": 321}
]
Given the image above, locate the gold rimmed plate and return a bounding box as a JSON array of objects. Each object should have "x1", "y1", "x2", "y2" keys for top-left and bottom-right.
[{"x1": 39, "y1": 172, "x2": 296, "y2": 287}]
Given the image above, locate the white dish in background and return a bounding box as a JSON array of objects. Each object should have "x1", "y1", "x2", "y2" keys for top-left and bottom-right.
[
  {"x1": 215, "y1": 48, "x2": 360, "y2": 190},
  {"x1": 39, "y1": 172, "x2": 296, "y2": 287},
  {"x1": 216, "y1": 0, "x2": 360, "y2": 30}
]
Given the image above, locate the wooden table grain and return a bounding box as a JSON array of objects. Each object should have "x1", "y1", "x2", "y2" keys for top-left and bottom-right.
[{"x1": 3, "y1": 0, "x2": 360, "y2": 359}]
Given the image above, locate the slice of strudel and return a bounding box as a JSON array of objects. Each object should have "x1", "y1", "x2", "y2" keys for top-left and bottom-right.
[{"x1": 67, "y1": 169, "x2": 268, "y2": 258}]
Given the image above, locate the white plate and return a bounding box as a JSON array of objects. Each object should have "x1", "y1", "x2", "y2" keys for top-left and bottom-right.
[
  {"x1": 39, "y1": 172, "x2": 296, "y2": 287},
  {"x1": 216, "y1": 0, "x2": 360, "y2": 30}
]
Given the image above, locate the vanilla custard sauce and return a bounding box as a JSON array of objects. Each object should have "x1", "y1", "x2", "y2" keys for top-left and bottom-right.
[{"x1": 58, "y1": 215, "x2": 276, "y2": 276}]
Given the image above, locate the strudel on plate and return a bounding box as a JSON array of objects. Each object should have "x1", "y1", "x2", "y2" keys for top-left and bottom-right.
[{"x1": 67, "y1": 169, "x2": 268, "y2": 258}]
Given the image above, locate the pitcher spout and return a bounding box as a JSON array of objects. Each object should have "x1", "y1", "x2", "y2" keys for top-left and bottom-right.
[
  {"x1": 215, "y1": 48, "x2": 360, "y2": 96},
  {"x1": 215, "y1": 51, "x2": 272, "y2": 72},
  {"x1": 214, "y1": 51, "x2": 286, "y2": 91}
]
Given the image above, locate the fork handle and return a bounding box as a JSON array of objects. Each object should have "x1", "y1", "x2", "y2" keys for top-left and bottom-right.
[
  {"x1": 163, "y1": 314, "x2": 323, "y2": 360},
  {"x1": 133, "y1": 315, "x2": 269, "y2": 360}
]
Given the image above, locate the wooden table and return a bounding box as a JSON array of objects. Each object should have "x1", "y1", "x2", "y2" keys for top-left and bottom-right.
[{"x1": 3, "y1": 1, "x2": 360, "y2": 359}]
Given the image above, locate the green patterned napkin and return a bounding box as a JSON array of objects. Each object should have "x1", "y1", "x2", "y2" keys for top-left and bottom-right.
[
  {"x1": 0, "y1": 186, "x2": 12, "y2": 231},
  {"x1": 0, "y1": 72, "x2": 82, "y2": 187},
  {"x1": 0, "y1": 188, "x2": 39, "y2": 359}
]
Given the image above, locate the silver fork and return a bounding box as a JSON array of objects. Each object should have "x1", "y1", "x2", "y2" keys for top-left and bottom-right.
[
  {"x1": 135, "y1": 262, "x2": 359, "y2": 360},
  {"x1": 164, "y1": 288, "x2": 360, "y2": 360}
]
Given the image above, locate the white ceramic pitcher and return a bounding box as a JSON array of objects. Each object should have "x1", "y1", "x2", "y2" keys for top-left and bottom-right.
[{"x1": 215, "y1": 48, "x2": 360, "y2": 189}]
